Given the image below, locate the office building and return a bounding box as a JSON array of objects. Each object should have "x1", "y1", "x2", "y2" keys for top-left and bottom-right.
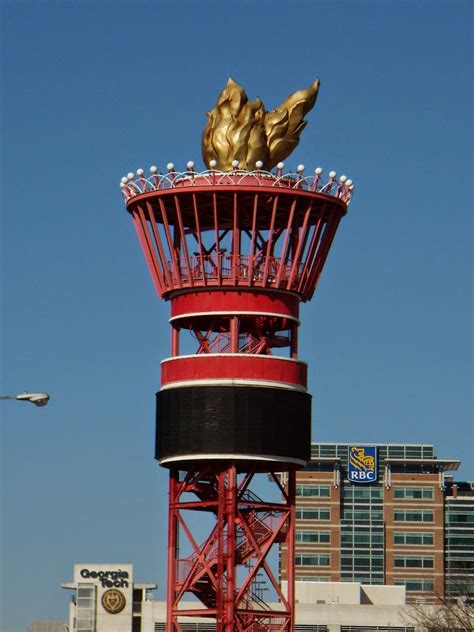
[
  {"x1": 280, "y1": 442, "x2": 473, "y2": 602},
  {"x1": 445, "y1": 480, "x2": 474, "y2": 595}
]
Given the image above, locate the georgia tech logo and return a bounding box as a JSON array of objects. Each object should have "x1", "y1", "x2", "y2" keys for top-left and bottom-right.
[
  {"x1": 80, "y1": 568, "x2": 129, "y2": 588},
  {"x1": 101, "y1": 588, "x2": 126, "y2": 614},
  {"x1": 348, "y1": 446, "x2": 377, "y2": 484}
]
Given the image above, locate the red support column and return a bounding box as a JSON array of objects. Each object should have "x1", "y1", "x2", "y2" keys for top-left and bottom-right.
[
  {"x1": 167, "y1": 470, "x2": 179, "y2": 632},
  {"x1": 287, "y1": 471, "x2": 296, "y2": 632},
  {"x1": 230, "y1": 317, "x2": 239, "y2": 353},
  {"x1": 224, "y1": 465, "x2": 236, "y2": 632},
  {"x1": 216, "y1": 469, "x2": 225, "y2": 632},
  {"x1": 171, "y1": 326, "x2": 180, "y2": 356}
]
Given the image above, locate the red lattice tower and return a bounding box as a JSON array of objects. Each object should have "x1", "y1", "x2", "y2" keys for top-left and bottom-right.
[{"x1": 120, "y1": 162, "x2": 352, "y2": 632}]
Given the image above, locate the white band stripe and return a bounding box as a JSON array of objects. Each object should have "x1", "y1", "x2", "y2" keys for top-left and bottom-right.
[
  {"x1": 169, "y1": 310, "x2": 300, "y2": 324},
  {"x1": 160, "y1": 353, "x2": 307, "y2": 366},
  {"x1": 160, "y1": 378, "x2": 307, "y2": 392},
  {"x1": 159, "y1": 453, "x2": 307, "y2": 467}
]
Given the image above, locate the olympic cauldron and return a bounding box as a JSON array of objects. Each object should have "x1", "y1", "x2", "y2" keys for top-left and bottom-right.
[{"x1": 119, "y1": 79, "x2": 352, "y2": 632}]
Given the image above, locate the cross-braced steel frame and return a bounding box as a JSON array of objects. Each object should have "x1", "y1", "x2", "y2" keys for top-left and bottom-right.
[{"x1": 166, "y1": 464, "x2": 296, "y2": 632}]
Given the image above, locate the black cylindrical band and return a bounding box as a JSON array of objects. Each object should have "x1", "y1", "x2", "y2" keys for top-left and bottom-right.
[{"x1": 156, "y1": 385, "x2": 311, "y2": 467}]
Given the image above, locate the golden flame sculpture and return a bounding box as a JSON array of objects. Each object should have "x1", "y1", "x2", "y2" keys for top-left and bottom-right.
[{"x1": 202, "y1": 78, "x2": 320, "y2": 172}]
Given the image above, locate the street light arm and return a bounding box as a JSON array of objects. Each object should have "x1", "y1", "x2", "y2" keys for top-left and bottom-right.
[{"x1": 0, "y1": 392, "x2": 50, "y2": 406}]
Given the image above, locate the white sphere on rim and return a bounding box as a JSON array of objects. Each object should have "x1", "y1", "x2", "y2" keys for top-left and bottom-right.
[
  {"x1": 345, "y1": 179, "x2": 353, "y2": 187},
  {"x1": 186, "y1": 161, "x2": 195, "y2": 170},
  {"x1": 121, "y1": 176, "x2": 128, "y2": 184},
  {"x1": 315, "y1": 167, "x2": 323, "y2": 175},
  {"x1": 209, "y1": 159, "x2": 217, "y2": 168},
  {"x1": 297, "y1": 164, "x2": 305, "y2": 172},
  {"x1": 150, "y1": 165, "x2": 158, "y2": 174},
  {"x1": 339, "y1": 175, "x2": 347, "y2": 183},
  {"x1": 232, "y1": 159, "x2": 239, "y2": 168},
  {"x1": 329, "y1": 171, "x2": 336, "y2": 179},
  {"x1": 120, "y1": 182, "x2": 126, "y2": 188},
  {"x1": 277, "y1": 162, "x2": 285, "y2": 170},
  {"x1": 255, "y1": 160, "x2": 263, "y2": 169},
  {"x1": 136, "y1": 168, "x2": 144, "y2": 177},
  {"x1": 127, "y1": 172, "x2": 135, "y2": 180},
  {"x1": 166, "y1": 163, "x2": 175, "y2": 171}
]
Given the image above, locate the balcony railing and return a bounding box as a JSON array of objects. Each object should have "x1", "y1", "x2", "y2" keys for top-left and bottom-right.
[
  {"x1": 167, "y1": 254, "x2": 305, "y2": 290},
  {"x1": 120, "y1": 165, "x2": 354, "y2": 205}
]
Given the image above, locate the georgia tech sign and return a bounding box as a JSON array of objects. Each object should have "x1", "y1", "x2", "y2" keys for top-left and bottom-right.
[
  {"x1": 348, "y1": 446, "x2": 378, "y2": 483},
  {"x1": 102, "y1": 588, "x2": 126, "y2": 614},
  {"x1": 80, "y1": 568, "x2": 129, "y2": 588}
]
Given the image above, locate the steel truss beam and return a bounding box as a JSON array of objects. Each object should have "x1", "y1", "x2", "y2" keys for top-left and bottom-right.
[{"x1": 166, "y1": 464, "x2": 296, "y2": 632}]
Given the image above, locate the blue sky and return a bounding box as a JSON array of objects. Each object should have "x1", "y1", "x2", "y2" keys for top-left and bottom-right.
[{"x1": 1, "y1": 1, "x2": 472, "y2": 630}]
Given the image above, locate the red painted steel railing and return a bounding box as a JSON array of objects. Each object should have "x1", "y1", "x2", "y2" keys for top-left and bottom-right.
[
  {"x1": 167, "y1": 254, "x2": 303, "y2": 290},
  {"x1": 128, "y1": 190, "x2": 346, "y2": 300}
]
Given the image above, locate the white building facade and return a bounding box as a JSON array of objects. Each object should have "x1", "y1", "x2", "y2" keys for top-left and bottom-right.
[
  {"x1": 62, "y1": 564, "x2": 156, "y2": 632},
  {"x1": 60, "y1": 564, "x2": 438, "y2": 632}
]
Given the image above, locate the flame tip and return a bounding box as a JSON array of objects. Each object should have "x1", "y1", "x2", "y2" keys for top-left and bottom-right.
[{"x1": 203, "y1": 78, "x2": 320, "y2": 171}]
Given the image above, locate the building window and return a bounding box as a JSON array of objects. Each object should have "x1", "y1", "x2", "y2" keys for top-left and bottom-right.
[
  {"x1": 447, "y1": 511, "x2": 474, "y2": 524},
  {"x1": 394, "y1": 578, "x2": 434, "y2": 592},
  {"x1": 295, "y1": 554, "x2": 330, "y2": 567},
  {"x1": 76, "y1": 583, "x2": 96, "y2": 632},
  {"x1": 445, "y1": 556, "x2": 474, "y2": 570},
  {"x1": 296, "y1": 508, "x2": 330, "y2": 520},
  {"x1": 342, "y1": 554, "x2": 384, "y2": 569},
  {"x1": 343, "y1": 509, "x2": 383, "y2": 521},
  {"x1": 394, "y1": 486, "x2": 434, "y2": 500},
  {"x1": 341, "y1": 532, "x2": 384, "y2": 545},
  {"x1": 394, "y1": 556, "x2": 434, "y2": 568},
  {"x1": 296, "y1": 484, "x2": 331, "y2": 497},
  {"x1": 344, "y1": 486, "x2": 383, "y2": 500},
  {"x1": 342, "y1": 485, "x2": 383, "y2": 505},
  {"x1": 133, "y1": 588, "x2": 143, "y2": 615},
  {"x1": 393, "y1": 509, "x2": 433, "y2": 522},
  {"x1": 340, "y1": 572, "x2": 384, "y2": 585},
  {"x1": 446, "y1": 578, "x2": 474, "y2": 596},
  {"x1": 295, "y1": 575, "x2": 331, "y2": 582},
  {"x1": 356, "y1": 487, "x2": 382, "y2": 499},
  {"x1": 296, "y1": 530, "x2": 330, "y2": 544},
  {"x1": 447, "y1": 534, "x2": 474, "y2": 547},
  {"x1": 393, "y1": 532, "x2": 434, "y2": 546}
]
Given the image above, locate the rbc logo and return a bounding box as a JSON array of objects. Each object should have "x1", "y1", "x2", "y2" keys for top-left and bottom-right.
[{"x1": 348, "y1": 446, "x2": 378, "y2": 484}]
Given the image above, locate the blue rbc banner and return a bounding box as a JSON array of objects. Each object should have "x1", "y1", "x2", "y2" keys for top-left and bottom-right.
[{"x1": 348, "y1": 446, "x2": 378, "y2": 484}]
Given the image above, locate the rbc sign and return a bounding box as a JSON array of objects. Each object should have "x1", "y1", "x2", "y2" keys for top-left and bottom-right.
[{"x1": 348, "y1": 446, "x2": 378, "y2": 484}]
